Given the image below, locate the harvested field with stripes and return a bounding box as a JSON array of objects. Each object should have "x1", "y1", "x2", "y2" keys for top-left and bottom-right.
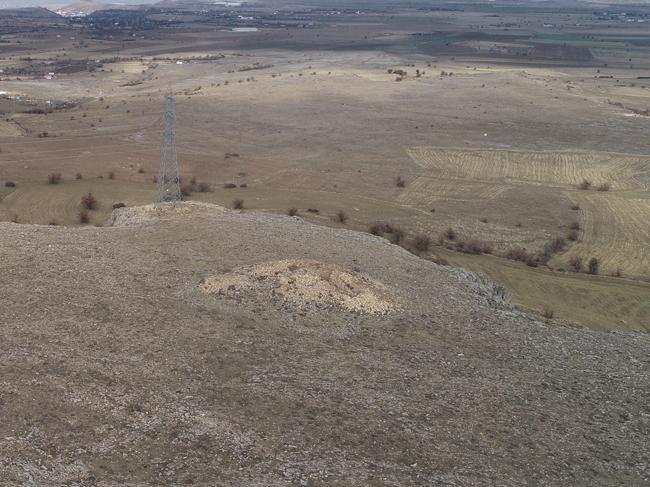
[
  {"x1": 407, "y1": 148, "x2": 649, "y2": 190},
  {"x1": 403, "y1": 147, "x2": 650, "y2": 280},
  {"x1": 557, "y1": 193, "x2": 650, "y2": 277}
]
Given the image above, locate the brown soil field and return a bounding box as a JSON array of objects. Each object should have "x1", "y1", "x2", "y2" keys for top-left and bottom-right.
[{"x1": 0, "y1": 2, "x2": 648, "y2": 327}]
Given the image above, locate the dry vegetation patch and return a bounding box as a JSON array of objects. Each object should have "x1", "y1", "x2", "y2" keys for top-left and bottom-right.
[{"x1": 200, "y1": 259, "x2": 399, "y2": 314}]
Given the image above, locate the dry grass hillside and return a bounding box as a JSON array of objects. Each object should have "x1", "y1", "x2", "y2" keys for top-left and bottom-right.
[{"x1": 0, "y1": 203, "x2": 648, "y2": 485}]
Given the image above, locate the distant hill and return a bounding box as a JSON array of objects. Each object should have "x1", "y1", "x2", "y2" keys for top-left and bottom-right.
[{"x1": 0, "y1": 7, "x2": 61, "y2": 18}]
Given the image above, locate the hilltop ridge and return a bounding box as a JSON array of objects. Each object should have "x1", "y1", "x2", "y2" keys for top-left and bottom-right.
[{"x1": 0, "y1": 203, "x2": 647, "y2": 485}]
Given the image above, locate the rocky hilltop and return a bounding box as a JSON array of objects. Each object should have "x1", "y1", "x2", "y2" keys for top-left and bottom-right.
[{"x1": 0, "y1": 203, "x2": 647, "y2": 485}]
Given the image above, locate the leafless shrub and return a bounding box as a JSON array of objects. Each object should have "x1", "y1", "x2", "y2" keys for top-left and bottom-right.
[
  {"x1": 223, "y1": 183, "x2": 237, "y2": 189},
  {"x1": 287, "y1": 207, "x2": 298, "y2": 216},
  {"x1": 443, "y1": 228, "x2": 456, "y2": 240},
  {"x1": 457, "y1": 239, "x2": 491, "y2": 255},
  {"x1": 239, "y1": 183, "x2": 248, "y2": 188},
  {"x1": 506, "y1": 246, "x2": 532, "y2": 262},
  {"x1": 413, "y1": 234, "x2": 432, "y2": 252},
  {"x1": 479, "y1": 217, "x2": 488, "y2": 223},
  {"x1": 80, "y1": 193, "x2": 97, "y2": 210},
  {"x1": 47, "y1": 173, "x2": 62, "y2": 184},
  {"x1": 396, "y1": 176, "x2": 405, "y2": 188},
  {"x1": 10, "y1": 214, "x2": 18, "y2": 223},
  {"x1": 75, "y1": 172, "x2": 83, "y2": 180},
  {"x1": 587, "y1": 257, "x2": 600, "y2": 275},
  {"x1": 369, "y1": 222, "x2": 391, "y2": 235},
  {"x1": 369, "y1": 222, "x2": 404, "y2": 244},
  {"x1": 611, "y1": 267, "x2": 623, "y2": 278},
  {"x1": 548, "y1": 237, "x2": 566, "y2": 253},
  {"x1": 78, "y1": 210, "x2": 90, "y2": 224},
  {"x1": 577, "y1": 179, "x2": 592, "y2": 190},
  {"x1": 107, "y1": 171, "x2": 115, "y2": 180},
  {"x1": 112, "y1": 202, "x2": 126, "y2": 209},
  {"x1": 180, "y1": 184, "x2": 193, "y2": 197},
  {"x1": 596, "y1": 183, "x2": 611, "y2": 192},
  {"x1": 306, "y1": 208, "x2": 319, "y2": 214},
  {"x1": 569, "y1": 221, "x2": 581, "y2": 231},
  {"x1": 4, "y1": 181, "x2": 15, "y2": 187},
  {"x1": 432, "y1": 257, "x2": 449, "y2": 266},
  {"x1": 196, "y1": 182, "x2": 211, "y2": 192},
  {"x1": 567, "y1": 230, "x2": 579, "y2": 241},
  {"x1": 570, "y1": 203, "x2": 580, "y2": 210},
  {"x1": 48, "y1": 220, "x2": 58, "y2": 226},
  {"x1": 138, "y1": 167, "x2": 145, "y2": 174},
  {"x1": 232, "y1": 199, "x2": 244, "y2": 210},
  {"x1": 335, "y1": 210, "x2": 348, "y2": 224},
  {"x1": 569, "y1": 255, "x2": 583, "y2": 272},
  {"x1": 388, "y1": 226, "x2": 405, "y2": 245},
  {"x1": 541, "y1": 307, "x2": 554, "y2": 319}
]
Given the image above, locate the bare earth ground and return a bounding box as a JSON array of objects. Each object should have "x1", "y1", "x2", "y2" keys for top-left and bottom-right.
[{"x1": 0, "y1": 203, "x2": 648, "y2": 485}]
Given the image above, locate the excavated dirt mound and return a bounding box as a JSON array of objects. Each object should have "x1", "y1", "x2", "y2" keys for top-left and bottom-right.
[
  {"x1": 200, "y1": 259, "x2": 399, "y2": 314},
  {"x1": 108, "y1": 201, "x2": 225, "y2": 227}
]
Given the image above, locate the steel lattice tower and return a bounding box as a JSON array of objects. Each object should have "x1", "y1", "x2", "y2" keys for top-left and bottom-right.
[{"x1": 157, "y1": 94, "x2": 182, "y2": 203}]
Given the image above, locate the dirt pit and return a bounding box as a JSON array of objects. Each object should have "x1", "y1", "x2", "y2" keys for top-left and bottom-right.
[{"x1": 200, "y1": 259, "x2": 399, "y2": 314}]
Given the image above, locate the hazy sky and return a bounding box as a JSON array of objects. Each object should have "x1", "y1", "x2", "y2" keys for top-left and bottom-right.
[{"x1": 0, "y1": 0, "x2": 158, "y2": 8}]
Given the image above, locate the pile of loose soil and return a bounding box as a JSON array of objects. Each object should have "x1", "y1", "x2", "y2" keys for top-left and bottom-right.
[
  {"x1": 108, "y1": 201, "x2": 225, "y2": 227},
  {"x1": 200, "y1": 259, "x2": 399, "y2": 314}
]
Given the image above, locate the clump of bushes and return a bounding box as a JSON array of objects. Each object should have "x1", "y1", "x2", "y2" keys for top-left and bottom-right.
[
  {"x1": 587, "y1": 257, "x2": 600, "y2": 275},
  {"x1": 368, "y1": 222, "x2": 404, "y2": 244},
  {"x1": 75, "y1": 173, "x2": 83, "y2": 180},
  {"x1": 223, "y1": 183, "x2": 237, "y2": 189},
  {"x1": 306, "y1": 208, "x2": 319, "y2": 214},
  {"x1": 4, "y1": 181, "x2": 15, "y2": 187},
  {"x1": 48, "y1": 173, "x2": 62, "y2": 184},
  {"x1": 413, "y1": 234, "x2": 432, "y2": 252},
  {"x1": 232, "y1": 199, "x2": 244, "y2": 210},
  {"x1": 570, "y1": 203, "x2": 580, "y2": 211},
  {"x1": 287, "y1": 208, "x2": 298, "y2": 216},
  {"x1": 396, "y1": 176, "x2": 405, "y2": 188},
  {"x1": 80, "y1": 193, "x2": 97, "y2": 210},
  {"x1": 112, "y1": 202, "x2": 126, "y2": 209},
  {"x1": 547, "y1": 237, "x2": 566, "y2": 253},
  {"x1": 456, "y1": 239, "x2": 492, "y2": 255},
  {"x1": 196, "y1": 182, "x2": 211, "y2": 193},
  {"x1": 505, "y1": 247, "x2": 538, "y2": 267}
]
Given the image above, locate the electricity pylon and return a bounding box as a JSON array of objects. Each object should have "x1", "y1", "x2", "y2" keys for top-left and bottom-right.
[{"x1": 157, "y1": 93, "x2": 182, "y2": 203}]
